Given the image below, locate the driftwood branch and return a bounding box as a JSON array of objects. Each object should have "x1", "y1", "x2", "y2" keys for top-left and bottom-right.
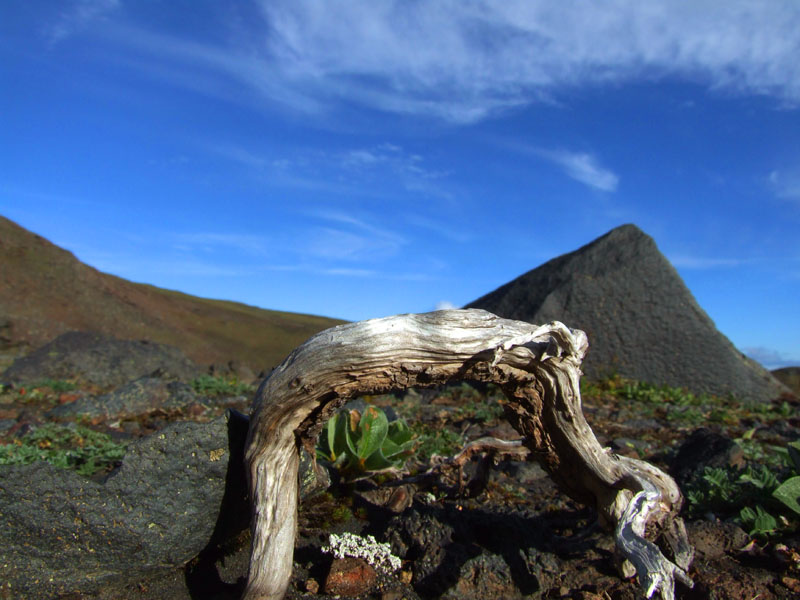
[{"x1": 242, "y1": 309, "x2": 693, "y2": 600}]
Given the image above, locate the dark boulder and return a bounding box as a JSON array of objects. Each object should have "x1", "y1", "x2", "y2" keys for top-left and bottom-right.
[
  {"x1": 467, "y1": 224, "x2": 788, "y2": 402},
  {"x1": 670, "y1": 427, "x2": 745, "y2": 489},
  {"x1": 3, "y1": 331, "x2": 201, "y2": 389},
  {"x1": 0, "y1": 411, "x2": 250, "y2": 599}
]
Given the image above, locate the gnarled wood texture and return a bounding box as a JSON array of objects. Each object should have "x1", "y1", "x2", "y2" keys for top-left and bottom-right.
[{"x1": 243, "y1": 309, "x2": 693, "y2": 600}]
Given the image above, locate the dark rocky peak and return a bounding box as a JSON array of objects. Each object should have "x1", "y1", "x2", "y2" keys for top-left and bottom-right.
[{"x1": 468, "y1": 224, "x2": 788, "y2": 402}]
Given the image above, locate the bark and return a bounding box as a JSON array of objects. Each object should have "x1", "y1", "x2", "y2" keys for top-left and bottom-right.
[{"x1": 242, "y1": 309, "x2": 693, "y2": 600}]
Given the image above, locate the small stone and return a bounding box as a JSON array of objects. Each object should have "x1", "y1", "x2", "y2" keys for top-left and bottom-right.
[
  {"x1": 304, "y1": 578, "x2": 319, "y2": 594},
  {"x1": 58, "y1": 393, "x2": 80, "y2": 405},
  {"x1": 324, "y1": 557, "x2": 378, "y2": 596},
  {"x1": 782, "y1": 576, "x2": 800, "y2": 593}
]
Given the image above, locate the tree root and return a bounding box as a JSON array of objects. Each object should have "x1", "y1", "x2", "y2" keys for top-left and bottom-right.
[{"x1": 242, "y1": 309, "x2": 694, "y2": 600}]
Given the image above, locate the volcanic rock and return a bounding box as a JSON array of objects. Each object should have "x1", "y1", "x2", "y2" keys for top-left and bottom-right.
[
  {"x1": 3, "y1": 330, "x2": 201, "y2": 389},
  {"x1": 0, "y1": 410, "x2": 250, "y2": 599},
  {"x1": 670, "y1": 427, "x2": 745, "y2": 489},
  {"x1": 467, "y1": 224, "x2": 787, "y2": 402}
]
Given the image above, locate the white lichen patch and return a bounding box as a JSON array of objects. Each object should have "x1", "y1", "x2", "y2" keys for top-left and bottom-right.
[{"x1": 321, "y1": 532, "x2": 401, "y2": 573}]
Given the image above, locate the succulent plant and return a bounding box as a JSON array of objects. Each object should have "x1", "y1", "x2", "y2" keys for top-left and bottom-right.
[{"x1": 316, "y1": 405, "x2": 415, "y2": 479}]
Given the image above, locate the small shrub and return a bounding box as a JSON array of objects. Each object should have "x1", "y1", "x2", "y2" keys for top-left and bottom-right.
[
  {"x1": 191, "y1": 375, "x2": 253, "y2": 398},
  {"x1": 0, "y1": 423, "x2": 126, "y2": 476},
  {"x1": 412, "y1": 425, "x2": 465, "y2": 461},
  {"x1": 31, "y1": 379, "x2": 78, "y2": 393},
  {"x1": 684, "y1": 441, "x2": 800, "y2": 538}
]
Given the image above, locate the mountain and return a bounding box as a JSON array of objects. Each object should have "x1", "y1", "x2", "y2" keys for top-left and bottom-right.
[
  {"x1": 0, "y1": 216, "x2": 345, "y2": 375},
  {"x1": 773, "y1": 367, "x2": 800, "y2": 398},
  {"x1": 467, "y1": 224, "x2": 788, "y2": 402}
]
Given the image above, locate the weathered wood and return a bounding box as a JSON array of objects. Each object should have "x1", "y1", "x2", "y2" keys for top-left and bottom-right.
[{"x1": 243, "y1": 309, "x2": 693, "y2": 600}]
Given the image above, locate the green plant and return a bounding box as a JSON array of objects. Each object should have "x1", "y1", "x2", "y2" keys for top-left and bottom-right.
[
  {"x1": 191, "y1": 375, "x2": 254, "y2": 398},
  {"x1": 31, "y1": 379, "x2": 78, "y2": 393},
  {"x1": 772, "y1": 440, "x2": 800, "y2": 518},
  {"x1": 684, "y1": 441, "x2": 800, "y2": 538},
  {"x1": 0, "y1": 423, "x2": 127, "y2": 476},
  {"x1": 316, "y1": 406, "x2": 415, "y2": 480},
  {"x1": 740, "y1": 505, "x2": 779, "y2": 536},
  {"x1": 412, "y1": 425, "x2": 465, "y2": 461}
]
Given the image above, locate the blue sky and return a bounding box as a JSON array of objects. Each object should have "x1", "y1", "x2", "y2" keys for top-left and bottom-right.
[{"x1": 1, "y1": 1, "x2": 799, "y2": 369}]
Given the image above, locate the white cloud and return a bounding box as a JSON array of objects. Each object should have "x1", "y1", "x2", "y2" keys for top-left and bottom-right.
[
  {"x1": 72, "y1": 2, "x2": 800, "y2": 123},
  {"x1": 768, "y1": 169, "x2": 800, "y2": 201},
  {"x1": 535, "y1": 149, "x2": 619, "y2": 192},
  {"x1": 435, "y1": 300, "x2": 457, "y2": 311},
  {"x1": 743, "y1": 346, "x2": 800, "y2": 370},
  {"x1": 253, "y1": 1, "x2": 800, "y2": 121}
]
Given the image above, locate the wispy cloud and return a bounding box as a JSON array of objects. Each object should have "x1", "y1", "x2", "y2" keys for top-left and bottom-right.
[
  {"x1": 669, "y1": 255, "x2": 747, "y2": 269},
  {"x1": 535, "y1": 149, "x2": 619, "y2": 192},
  {"x1": 304, "y1": 210, "x2": 407, "y2": 262},
  {"x1": 207, "y1": 141, "x2": 451, "y2": 199},
  {"x1": 45, "y1": 0, "x2": 120, "y2": 44},
  {"x1": 172, "y1": 232, "x2": 270, "y2": 256},
  {"x1": 255, "y1": 1, "x2": 800, "y2": 120},
  {"x1": 768, "y1": 169, "x2": 800, "y2": 201},
  {"x1": 405, "y1": 215, "x2": 472, "y2": 243},
  {"x1": 62, "y1": 2, "x2": 800, "y2": 123},
  {"x1": 743, "y1": 346, "x2": 800, "y2": 370}
]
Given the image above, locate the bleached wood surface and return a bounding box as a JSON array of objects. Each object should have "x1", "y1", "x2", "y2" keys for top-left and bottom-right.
[{"x1": 242, "y1": 309, "x2": 692, "y2": 600}]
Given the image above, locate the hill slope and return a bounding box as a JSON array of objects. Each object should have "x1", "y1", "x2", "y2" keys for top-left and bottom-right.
[
  {"x1": 0, "y1": 216, "x2": 345, "y2": 374},
  {"x1": 467, "y1": 224, "x2": 788, "y2": 402}
]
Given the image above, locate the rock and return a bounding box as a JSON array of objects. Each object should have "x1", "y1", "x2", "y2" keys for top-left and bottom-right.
[
  {"x1": 611, "y1": 437, "x2": 651, "y2": 457},
  {"x1": 3, "y1": 331, "x2": 201, "y2": 389},
  {"x1": 687, "y1": 521, "x2": 749, "y2": 560},
  {"x1": 670, "y1": 427, "x2": 745, "y2": 488},
  {"x1": 0, "y1": 410, "x2": 250, "y2": 599},
  {"x1": 323, "y1": 557, "x2": 379, "y2": 596},
  {"x1": 385, "y1": 503, "x2": 545, "y2": 598},
  {"x1": 443, "y1": 552, "x2": 525, "y2": 600},
  {"x1": 467, "y1": 224, "x2": 789, "y2": 402},
  {"x1": 46, "y1": 376, "x2": 200, "y2": 419}
]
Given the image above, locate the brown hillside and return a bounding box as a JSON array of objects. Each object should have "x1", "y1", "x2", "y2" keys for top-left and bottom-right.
[{"x1": 0, "y1": 215, "x2": 345, "y2": 374}]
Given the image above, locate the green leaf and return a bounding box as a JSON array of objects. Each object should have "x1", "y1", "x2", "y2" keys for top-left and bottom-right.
[
  {"x1": 356, "y1": 406, "x2": 389, "y2": 461},
  {"x1": 740, "y1": 505, "x2": 778, "y2": 536},
  {"x1": 362, "y1": 450, "x2": 396, "y2": 471},
  {"x1": 739, "y1": 465, "x2": 779, "y2": 491},
  {"x1": 387, "y1": 419, "x2": 414, "y2": 445},
  {"x1": 380, "y1": 437, "x2": 412, "y2": 461},
  {"x1": 773, "y1": 475, "x2": 800, "y2": 516},
  {"x1": 331, "y1": 412, "x2": 351, "y2": 462}
]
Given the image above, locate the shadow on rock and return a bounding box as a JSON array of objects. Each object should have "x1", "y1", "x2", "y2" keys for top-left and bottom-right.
[{"x1": 185, "y1": 410, "x2": 251, "y2": 599}]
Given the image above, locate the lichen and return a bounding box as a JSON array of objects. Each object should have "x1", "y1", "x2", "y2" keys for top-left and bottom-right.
[{"x1": 321, "y1": 532, "x2": 401, "y2": 573}]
